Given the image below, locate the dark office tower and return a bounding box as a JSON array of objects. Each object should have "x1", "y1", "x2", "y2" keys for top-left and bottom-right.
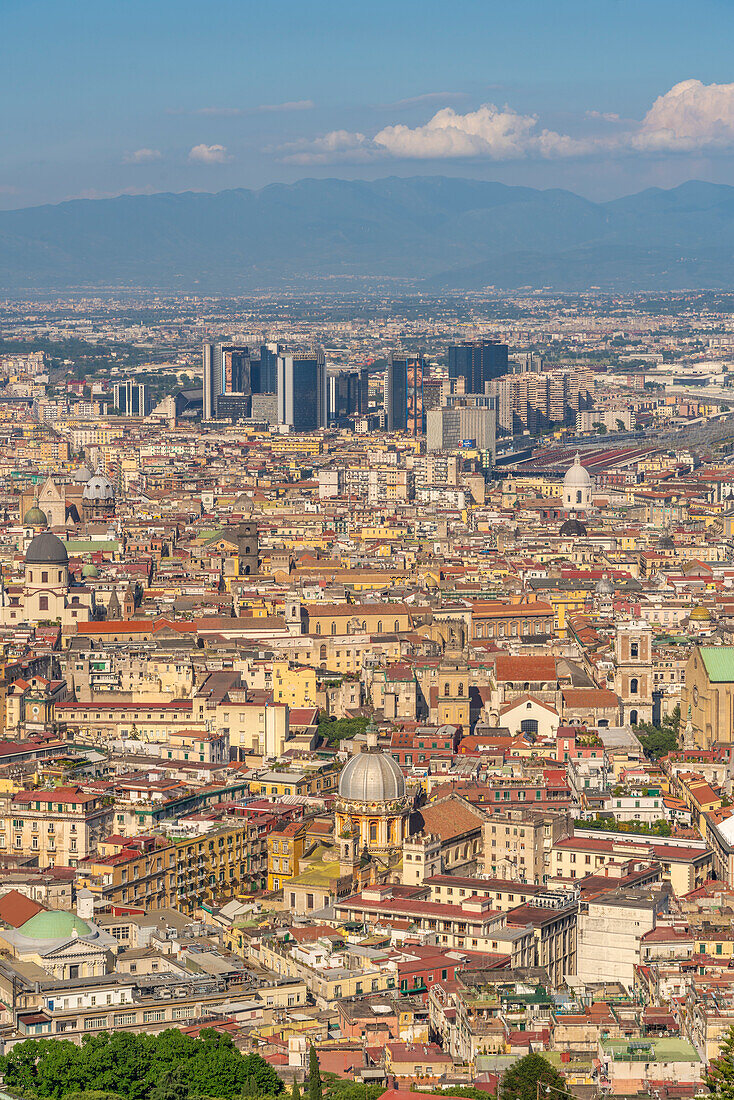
[
  {"x1": 358, "y1": 367, "x2": 369, "y2": 415},
  {"x1": 448, "y1": 338, "x2": 509, "y2": 393},
  {"x1": 256, "y1": 342, "x2": 280, "y2": 394},
  {"x1": 277, "y1": 353, "x2": 327, "y2": 431},
  {"x1": 385, "y1": 354, "x2": 426, "y2": 435},
  {"x1": 113, "y1": 380, "x2": 148, "y2": 416}
]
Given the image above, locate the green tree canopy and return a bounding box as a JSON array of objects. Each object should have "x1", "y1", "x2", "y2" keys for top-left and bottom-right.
[
  {"x1": 0, "y1": 1030, "x2": 283, "y2": 1100},
  {"x1": 635, "y1": 704, "x2": 681, "y2": 761},
  {"x1": 499, "y1": 1053, "x2": 571, "y2": 1100},
  {"x1": 307, "y1": 1047, "x2": 322, "y2": 1100},
  {"x1": 708, "y1": 1024, "x2": 734, "y2": 1099}
]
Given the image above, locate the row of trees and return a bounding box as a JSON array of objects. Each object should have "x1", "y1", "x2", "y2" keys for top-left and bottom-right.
[{"x1": 0, "y1": 1030, "x2": 283, "y2": 1100}]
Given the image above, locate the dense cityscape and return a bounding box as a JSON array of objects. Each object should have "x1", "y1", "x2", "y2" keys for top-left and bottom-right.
[{"x1": 0, "y1": 287, "x2": 730, "y2": 1097}]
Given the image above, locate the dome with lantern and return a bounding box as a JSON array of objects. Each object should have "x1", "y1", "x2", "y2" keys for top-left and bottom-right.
[
  {"x1": 563, "y1": 453, "x2": 593, "y2": 509},
  {"x1": 82, "y1": 473, "x2": 115, "y2": 503},
  {"x1": 335, "y1": 716, "x2": 411, "y2": 854}
]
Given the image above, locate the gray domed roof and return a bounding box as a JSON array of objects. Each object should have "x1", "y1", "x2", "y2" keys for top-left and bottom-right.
[
  {"x1": 338, "y1": 749, "x2": 406, "y2": 803},
  {"x1": 560, "y1": 516, "x2": 588, "y2": 537},
  {"x1": 595, "y1": 574, "x2": 615, "y2": 595},
  {"x1": 25, "y1": 531, "x2": 68, "y2": 566},
  {"x1": 73, "y1": 466, "x2": 93, "y2": 483},
  {"x1": 83, "y1": 474, "x2": 115, "y2": 501}
]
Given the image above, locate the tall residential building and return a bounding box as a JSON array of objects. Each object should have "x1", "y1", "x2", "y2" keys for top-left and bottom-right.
[
  {"x1": 385, "y1": 354, "x2": 427, "y2": 435},
  {"x1": 448, "y1": 338, "x2": 509, "y2": 392},
  {"x1": 112, "y1": 381, "x2": 148, "y2": 417},
  {"x1": 492, "y1": 366, "x2": 593, "y2": 434},
  {"x1": 277, "y1": 353, "x2": 327, "y2": 431}
]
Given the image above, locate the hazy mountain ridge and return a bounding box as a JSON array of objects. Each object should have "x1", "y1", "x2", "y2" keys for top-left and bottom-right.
[{"x1": 2, "y1": 176, "x2": 734, "y2": 292}]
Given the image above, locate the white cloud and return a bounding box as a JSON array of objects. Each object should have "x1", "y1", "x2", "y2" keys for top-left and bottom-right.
[
  {"x1": 257, "y1": 99, "x2": 314, "y2": 113},
  {"x1": 634, "y1": 79, "x2": 734, "y2": 152},
  {"x1": 196, "y1": 100, "x2": 314, "y2": 117},
  {"x1": 279, "y1": 130, "x2": 373, "y2": 164},
  {"x1": 282, "y1": 104, "x2": 589, "y2": 163},
  {"x1": 196, "y1": 107, "x2": 243, "y2": 117},
  {"x1": 380, "y1": 91, "x2": 469, "y2": 110},
  {"x1": 373, "y1": 104, "x2": 588, "y2": 160},
  {"x1": 188, "y1": 143, "x2": 229, "y2": 164},
  {"x1": 124, "y1": 148, "x2": 162, "y2": 164},
  {"x1": 275, "y1": 80, "x2": 734, "y2": 165},
  {"x1": 586, "y1": 110, "x2": 620, "y2": 122}
]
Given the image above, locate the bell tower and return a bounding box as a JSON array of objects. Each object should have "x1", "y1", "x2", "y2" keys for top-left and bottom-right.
[{"x1": 614, "y1": 619, "x2": 653, "y2": 726}]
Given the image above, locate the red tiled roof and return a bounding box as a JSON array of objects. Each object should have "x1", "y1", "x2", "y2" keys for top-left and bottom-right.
[{"x1": 0, "y1": 889, "x2": 45, "y2": 927}]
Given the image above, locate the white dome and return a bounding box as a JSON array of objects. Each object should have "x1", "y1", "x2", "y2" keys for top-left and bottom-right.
[
  {"x1": 564, "y1": 453, "x2": 592, "y2": 491},
  {"x1": 338, "y1": 750, "x2": 406, "y2": 803},
  {"x1": 83, "y1": 474, "x2": 115, "y2": 502}
]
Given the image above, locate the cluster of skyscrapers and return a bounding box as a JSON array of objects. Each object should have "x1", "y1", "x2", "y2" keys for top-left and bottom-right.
[
  {"x1": 203, "y1": 341, "x2": 369, "y2": 430},
  {"x1": 203, "y1": 337, "x2": 595, "y2": 449}
]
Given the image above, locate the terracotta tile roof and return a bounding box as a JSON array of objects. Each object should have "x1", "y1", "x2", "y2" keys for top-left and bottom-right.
[
  {"x1": 411, "y1": 795, "x2": 485, "y2": 840},
  {"x1": 0, "y1": 889, "x2": 45, "y2": 927},
  {"x1": 494, "y1": 655, "x2": 557, "y2": 681}
]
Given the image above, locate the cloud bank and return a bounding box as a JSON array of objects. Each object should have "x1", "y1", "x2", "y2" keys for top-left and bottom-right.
[
  {"x1": 188, "y1": 143, "x2": 229, "y2": 163},
  {"x1": 124, "y1": 148, "x2": 162, "y2": 164},
  {"x1": 280, "y1": 79, "x2": 734, "y2": 164}
]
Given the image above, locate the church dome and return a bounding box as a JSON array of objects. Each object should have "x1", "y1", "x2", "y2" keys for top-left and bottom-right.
[
  {"x1": 81, "y1": 563, "x2": 100, "y2": 578},
  {"x1": 23, "y1": 506, "x2": 48, "y2": 528},
  {"x1": 690, "y1": 606, "x2": 712, "y2": 621},
  {"x1": 563, "y1": 453, "x2": 592, "y2": 492},
  {"x1": 338, "y1": 749, "x2": 406, "y2": 803},
  {"x1": 560, "y1": 516, "x2": 588, "y2": 537},
  {"x1": 25, "y1": 531, "x2": 68, "y2": 566},
  {"x1": 657, "y1": 532, "x2": 675, "y2": 550},
  {"x1": 596, "y1": 574, "x2": 615, "y2": 596},
  {"x1": 19, "y1": 910, "x2": 91, "y2": 940},
  {"x1": 83, "y1": 473, "x2": 115, "y2": 502},
  {"x1": 73, "y1": 466, "x2": 93, "y2": 483}
]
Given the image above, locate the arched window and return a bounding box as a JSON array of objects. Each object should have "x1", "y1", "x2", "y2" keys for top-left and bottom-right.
[
  {"x1": 41, "y1": 571, "x2": 48, "y2": 583},
  {"x1": 444, "y1": 683, "x2": 450, "y2": 696},
  {"x1": 377, "y1": 621, "x2": 383, "y2": 633},
  {"x1": 521, "y1": 718, "x2": 538, "y2": 735},
  {"x1": 362, "y1": 620, "x2": 367, "y2": 631},
  {"x1": 458, "y1": 683, "x2": 464, "y2": 696},
  {"x1": 369, "y1": 822, "x2": 377, "y2": 842},
  {"x1": 320, "y1": 644, "x2": 327, "y2": 661},
  {"x1": 576, "y1": 490, "x2": 582, "y2": 504},
  {"x1": 315, "y1": 623, "x2": 321, "y2": 635},
  {"x1": 394, "y1": 619, "x2": 400, "y2": 633},
  {"x1": 630, "y1": 677, "x2": 639, "y2": 695},
  {"x1": 331, "y1": 622, "x2": 337, "y2": 635},
  {"x1": 630, "y1": 709, "x2": 638, "y2": 725}
]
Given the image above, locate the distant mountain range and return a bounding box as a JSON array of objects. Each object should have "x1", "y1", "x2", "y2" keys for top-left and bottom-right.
[{"x1": 4, "y1": 176, "x2": 734, "y2": 293}]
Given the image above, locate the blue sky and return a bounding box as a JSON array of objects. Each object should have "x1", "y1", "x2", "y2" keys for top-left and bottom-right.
[{"x1": 4, "y1": 0, "x2": 734, "y2": 208}]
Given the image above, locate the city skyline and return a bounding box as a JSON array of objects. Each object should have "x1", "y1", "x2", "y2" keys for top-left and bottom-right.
[{"x1": 5, "y1": 0, "x2": 734, "y2": 209}]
